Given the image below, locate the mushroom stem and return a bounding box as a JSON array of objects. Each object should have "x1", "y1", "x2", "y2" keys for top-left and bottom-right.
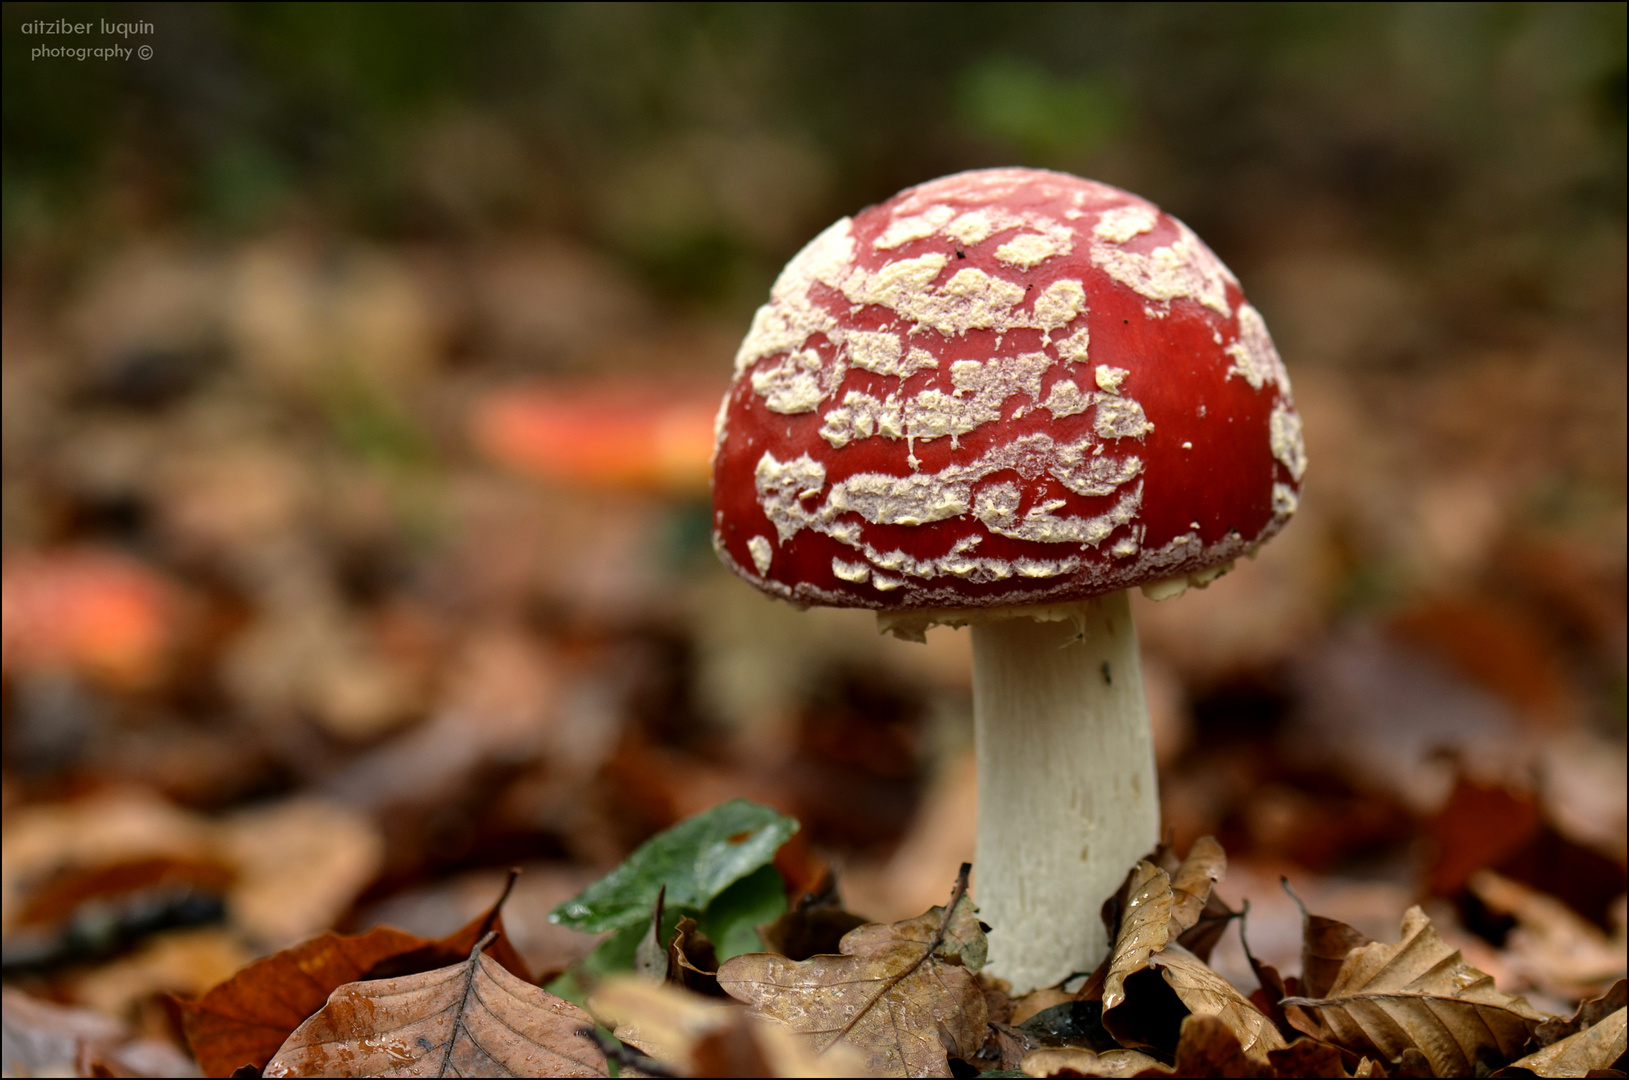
[{"x1": 970, "y1": 590, "x2": 1159, "y2": 993}]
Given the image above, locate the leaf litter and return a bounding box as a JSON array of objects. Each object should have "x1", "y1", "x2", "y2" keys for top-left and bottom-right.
[
  {"x1": 263, "y1": 932, "x2": 605, "y2": 1078},
  {"x1": 9, "y1": 809, "x2": 1626, "y2": 1077}
]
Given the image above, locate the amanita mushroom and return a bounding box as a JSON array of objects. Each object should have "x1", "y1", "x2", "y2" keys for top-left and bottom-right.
[{"x1": 711, "y1": 168, "x2": 1303, "y2": 992}]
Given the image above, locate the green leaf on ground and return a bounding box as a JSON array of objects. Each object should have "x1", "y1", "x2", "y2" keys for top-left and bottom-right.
[
  {"x1": 549, "y1": 799, "x2": 798, "y2": 933},
  {"x1": 698, "y1": 864, "x2": 787, "y2": 962}
]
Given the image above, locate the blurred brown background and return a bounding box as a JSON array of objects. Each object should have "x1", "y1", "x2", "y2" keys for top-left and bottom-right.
[{"x1": 2, "y1": 0, "x2": 1624, "y2": 1036}]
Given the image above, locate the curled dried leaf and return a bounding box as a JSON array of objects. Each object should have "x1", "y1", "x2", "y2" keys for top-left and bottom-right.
[
  {"x1": 1537, "y1": 979, "x2": 1627, "y2": 1047},
  {"x1": 1281, "y1": 906, "x2": 1547, "y2": 1078},
  {"x1": 1103, "y1": 862, "x2": 1175, "y2": 1014},
  {"x1": 1168, "y1": 837, "x2": 1226, "y2": 936},
  {"x1": 1499, "y1": 1005, "x2": 1626, "y2": 1078}
]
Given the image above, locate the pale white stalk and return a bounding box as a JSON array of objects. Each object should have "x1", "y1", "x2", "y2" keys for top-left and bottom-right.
[{"x1": 970, "y1": 590, "x2": 1159, "y2": 993}]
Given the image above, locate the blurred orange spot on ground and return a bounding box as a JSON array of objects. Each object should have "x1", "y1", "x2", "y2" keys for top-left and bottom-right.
[
  {"x1": 1, "y1": 550, "x2": 182, "y2": 689},
  {"x1": 471, "y1": 382, "x2": 721, "y2": 494}
]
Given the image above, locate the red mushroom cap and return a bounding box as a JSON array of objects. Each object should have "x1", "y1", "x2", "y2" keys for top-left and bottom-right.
[{"x1": 712, "y1": 168, "x2": 1303, "y2": 611}]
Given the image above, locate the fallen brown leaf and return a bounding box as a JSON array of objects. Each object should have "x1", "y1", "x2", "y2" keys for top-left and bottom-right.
[
  {"x1": 1170, "y1": 838, "x2": 1226, "y2": 936},
  {"x1": 1499, "y1": 1005, "x2": 1626, "y2": 1077},
  {"x1": 1103, "y1": 861, "x2": 1177, "y2": 1013},
  {"x1": 263, "y1": 933, "x2": 606, "y2": 1077},
  {"x1": 1282, "y1": 905, "x2": 1548, "y2": 1077},
  {"x1": 181, "y1": 872, "x2": 531, "y2": 1076},
  {"x1": 1101, "y1": 846, "x2": 1284, "y2": 1063},
  {"x1": 1137, "y1": 946, "x2": 1287, "y2": 1062},
  {"x1": 1019, "y1": 1044, "x2": 1167, "y2": 1076},
  {"x1": 716, "y1": 866, "x2": 986, "y2": 1078},
  {"x1": 179, "y1": 924, "x2": 426, "y2": 1077},
  {"x1": 590, "y1": 976, "x2": 872, "y2": 1077},
  {"x1": 1537, "y1": 980, "x2": 1627, "y2": 1046}
]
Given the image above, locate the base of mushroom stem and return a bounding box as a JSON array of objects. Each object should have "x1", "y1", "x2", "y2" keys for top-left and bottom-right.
[{"x1": 966, "y1": 591, "x2": 1161, "y2": 994}]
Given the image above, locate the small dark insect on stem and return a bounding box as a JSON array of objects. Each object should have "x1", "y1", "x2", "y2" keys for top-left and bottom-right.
[
  {"x1": 578, "y1": 1027, "x2": 680, "y2": 1078},
  {"x1": 1101, "y1": 662, "x2": 1112, "y2": 685}
]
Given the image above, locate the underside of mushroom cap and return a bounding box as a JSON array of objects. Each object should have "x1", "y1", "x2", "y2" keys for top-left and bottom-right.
[{"x1": 712, "y1": 168, "x2": 1304, "y2": 611}]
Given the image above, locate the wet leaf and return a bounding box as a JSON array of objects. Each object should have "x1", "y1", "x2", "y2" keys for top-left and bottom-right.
[
  {"x1": 1099, "y1": 842, "x2": 1283, "y2": 1063},
  {"x1": 263, "y1": 935, "x2": 606, "y2": 1078},
  {"x1": 1499, "y1": 1006, "x2": 1626, "y2": 1078},
  {"x1": 550, "y1": 800, "x2": 798, "y2": 933},
  {"x1": 1168, "y1": 837, "x2": 1225, "y2": 936},
  {"x1": 1140, "y1": 946, "x2": 1287, "y2": 1061},
  {"x1": 1102, "y1": 861, "x2": 1175, "y2": 1014},
  {"x1": 182, "y1": 872, "x2": 530, "y2": 1076},
  {"x1": 1012, "y1": 998, "x2": 1118, "y2": 1055},
  {"x1": 1282, "y1": 905, "x2": 1548, "y2": 1077},
  {"x1": 716, "y1": 869, "x2": 986, "y2": 1078},
  {"x1": 590, "y1": 976, "x2": 872, "y2": 1077},
  {"x1": 179, "y1": 925, "x2": 426, "y2": 1076}
]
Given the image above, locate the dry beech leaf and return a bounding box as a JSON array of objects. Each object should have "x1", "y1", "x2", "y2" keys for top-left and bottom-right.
[
  {"x1": 1103, "y1": 861, "x2": 1176, "y2": 1013},
  {"x1": 1100, "y1": 847, "x2": 1282, "y2": 1064},
  {"x1": 1141, "y1": 945, "x2": 1287, "y2": 1061},
  {"x1": 182, "y1": 874, "x2": 530, "y2": 1077},
  {"x1": 716, "y1": 869, "x2": 986, "y2": 1078},
  {"x1": 1537, "y1": 980, "x2": 1627, "y2": 1047},
  {"x1": 1019, "y1": 1045, "x2": 1166, "y2": 1077},
  {"x1": 1168, "y1": 837, "x2": 1226, "y2": 936},
  {"x1": 1500, "y1": 1005, "x2": 1626, "y2": 1077},
  {"x1": 590, "y1": 976, "x2": 871, "y2": 1077},
  {"x1": 1282, "y1": 905, "x2": 1548, "y2": 1077},
  {"x1": 263, "y1": 935, "x2": 605, "y2": 1078},
  {"x1": 180, "y1": 925, "x2": 426, "y2": 1076}
]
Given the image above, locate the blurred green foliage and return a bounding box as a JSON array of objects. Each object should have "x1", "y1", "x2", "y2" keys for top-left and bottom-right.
[{"x1": 4, "y1": 2, "x2": 1624, "y2": 310}]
